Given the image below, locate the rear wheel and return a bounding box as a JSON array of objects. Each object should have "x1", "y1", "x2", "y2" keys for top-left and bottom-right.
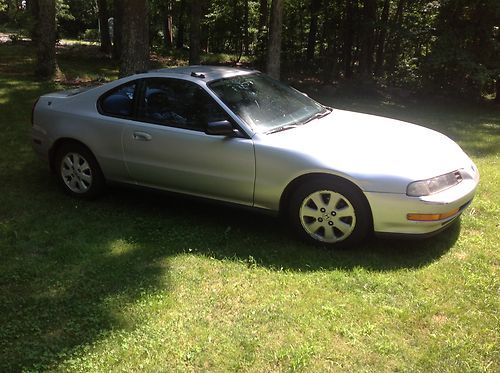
[
  {"x1": 55, "y1": 143, "x2": 105, "y2": 198},
  {"x1": 289, "y1": 178, "x2": 372, "y2": 248}
]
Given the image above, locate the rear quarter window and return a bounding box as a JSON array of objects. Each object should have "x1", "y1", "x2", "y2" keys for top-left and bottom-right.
[{"x1": 98, "y1": 81, "x2": 137, "y2": 117}]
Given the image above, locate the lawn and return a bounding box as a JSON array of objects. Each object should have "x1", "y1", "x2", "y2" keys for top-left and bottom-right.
[{"x1": 0, "y1": 41, "x2": 498, "y2": 372}]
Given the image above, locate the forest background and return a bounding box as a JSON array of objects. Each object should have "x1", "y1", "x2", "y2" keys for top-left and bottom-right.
[{"x1": 1, "y1": 0, "x2": 499, "y2": 101}]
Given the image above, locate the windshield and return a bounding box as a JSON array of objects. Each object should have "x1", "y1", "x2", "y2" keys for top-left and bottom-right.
[{"x1": 208, "y1": 73, "x2": 328, "y2": 133}]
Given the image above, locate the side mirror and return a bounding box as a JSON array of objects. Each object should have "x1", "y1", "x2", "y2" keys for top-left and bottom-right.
[{"x1": 206, "y1": 120, "x2": 238, "y2": 136}]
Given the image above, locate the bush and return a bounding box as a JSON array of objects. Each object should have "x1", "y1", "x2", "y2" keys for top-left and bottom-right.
[
  {"x1": 8, "y1": 34, "x2": 20, "y2": 43},
  {"x1": 80, "y1": 28, "x2": 99, "y2": 41}
]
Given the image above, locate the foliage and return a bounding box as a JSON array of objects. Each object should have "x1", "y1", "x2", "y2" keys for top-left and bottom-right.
[
  {"x1": 0, "y1": 0, "x2": 31, "y2": 29},
  {"x1": 7, "y1": 32, "x2": 18, "y2": 42},
  {"x1": 2, "y1": 1, "x2": 500, "y2": 98},
  {"x1": 422, "y1": 0, "x2": 500, "y2": 98},
  {"x1": 56, "y1": 0, "x2": 74, "y2": 22},
  {"x1": 58, "y1": 0, "x2": 97, "y2": 38},
  {"x1": 80, "y1": 28, "x2": 99, "y2": 41}
]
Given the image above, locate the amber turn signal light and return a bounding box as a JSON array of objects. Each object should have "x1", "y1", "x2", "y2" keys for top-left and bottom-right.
[{"x1": 407, "y1": 208, "x2": 460, "y2": 222}]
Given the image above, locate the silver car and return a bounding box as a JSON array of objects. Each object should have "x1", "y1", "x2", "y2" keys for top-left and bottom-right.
[{"x1": 31, "y1": 66, "x2": 479, "y2": 247}]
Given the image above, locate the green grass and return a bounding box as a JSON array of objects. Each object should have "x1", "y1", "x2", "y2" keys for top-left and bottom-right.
[{"x1": 0, "y1": 42, "x2": 499, "y2": 372}]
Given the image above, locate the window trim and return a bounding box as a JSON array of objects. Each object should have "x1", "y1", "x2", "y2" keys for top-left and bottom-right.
[
  {"x1": 136, "y1": 77, "x2": 244, "y2": 135},
  {"x1": 97, "y1": 79, "x2": 141, "y2": 119},
  {"x1": 138, "y1": 77, "x2": 204, "y2": 132}
]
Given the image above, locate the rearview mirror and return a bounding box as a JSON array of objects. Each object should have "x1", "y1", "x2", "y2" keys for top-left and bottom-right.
[{"x1": 206, "y1": 120, "x2": 238, "y2": 136}]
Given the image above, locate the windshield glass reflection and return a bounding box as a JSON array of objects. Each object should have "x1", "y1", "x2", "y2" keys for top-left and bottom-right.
[{"x1": 208, "y1": 73, "x2": 328, "y2": 133}]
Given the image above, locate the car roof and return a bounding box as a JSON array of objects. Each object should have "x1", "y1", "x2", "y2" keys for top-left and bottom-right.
[{"x1": 152, "y1": 65, "x2": 256, "y2": 82}]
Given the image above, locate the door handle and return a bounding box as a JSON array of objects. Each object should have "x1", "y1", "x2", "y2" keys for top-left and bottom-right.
[{"x1": 133, "y1": 131, "x2": 152, "y2": 141}]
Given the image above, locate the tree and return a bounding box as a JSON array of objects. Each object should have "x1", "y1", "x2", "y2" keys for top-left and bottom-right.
[
  {"x1": 119, "y1": 0, "x2": 149, "y2": 77},
  {"x1": 243, "y1": 0, "x2": 249, "y2": 54},
  {"x1": 258, "y1": 0, "x2": 269, "y2": 32},
  {"x1": 321, "y1": 0, "x2": 342, "y2": 82},
  {"x1": 496, "y1": 28, "x2": 500, "y2": 103},
  {"x1": 112, "y1": 1, "x2": 123, "y2": 60},
  {"x1": 97, "y1": 0, "x2": 111, "y2": 54},
  {"x1": 1, "y1": 0, "x2": 495, "y2": 99},
  {"x1": 358, "y1": 0, "x2": 377, "y2": 76},
  {"x1": 423, "y1": 0, "x2": 500, "y2": 98},
  {"x1": 189, "y1": 0, "x2": 202, "y2": 65},
  {"x1": 496, "y1": 77, "x2": 500, "y2": 103},
  {"x1": 255, "y1": 0, "x2": 269, "y2": 68},
  {"x1": 266, "y1": 0, "x2": 283, "y2": 79},
  {"x1": 27, "y1": 0, "x2": 39, "y2": 43},
  {"x1": 343, "y1": 0, "x2": 355, "y2": 78},
  {"x1": 35, "y1": 0, "x2": 56, "y2": 79},
  {"x1": 176, "y1": 0, "x2": 186, "y2": 49},
  {"x1": 374, "y1": 0, "x2": 390, "y2": 76},
  {"x1": 306, "y1": 0, "x2": 321, "y2": 61},
  {"x1": 162, "y1": 0, "x2": 174, "y2": 50},
  {"x1": 385, "y1": 0, "x2": 406, "y2": 78}
]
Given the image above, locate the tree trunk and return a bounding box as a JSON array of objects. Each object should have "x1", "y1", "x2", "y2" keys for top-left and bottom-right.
[
  {"x1": 97, "y1": 0, "x2": 112, "y2": 54},
  {"x1": 243, "y1": 0, "x2": 249, "y2": 54},
  {"x1": 112, "y1": 1, "x2": 123, "y2": 60},
  {"x1": 322, "y1": 0, "x2": 341, "y2": 83},
  {"x1": 28, "y1": 0, "x2": 39, "y2": 43},
  {"x1": 496, "y1": 77, "x2": 500, "y2": 103},
  {"x1": 255, "y1": 0, "x2": 269, "y2": 70},
  {"x1": 176, "y1": 0, "x2": 186, "y2": 49},
  {"x1": 189, "y1": 0, "x2": 202, "y2": 65},
  {"x1": 318, "y1": 0, "x2": 331, "y2": 57},
  {"x1": 119, "y1": 0, "x2": 149, "y2": 77},
  {"x1": 343, "y1": 0, "x2": 354, "y2": 78},
  {"x1": 35, "y1": 0, "x2": 56, "y2": 79},
  {"x1": 385, "y1": 0, "x2": 405, "y2": 78},
  {"x1": 266, "y1": 0, "x2": 283, "y2": 79},
  {"x1": 374, "y1": 0, "x2": 390, "y2": 76},
  {"x1": 359, "y1": 0, "x2": 377, "y2": 76},
  {"x1": 163, "y1": 0, "x2": 173, "y2": 50},
  {"x1": 258, "y1": 0, "x2": 269, "y2": 32},
  {"x1": 230, "y1": 0, "x2": 238, "y2": 53},
  {"x1": 306, "y1": 0, "x2": 321, "y2": 61}
]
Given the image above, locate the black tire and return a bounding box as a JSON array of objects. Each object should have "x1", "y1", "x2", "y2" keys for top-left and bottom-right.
[
  {"x1": 54, "y1": 142, "x2": 105, "y2": 198},
  {"x1": 288, "y1": 178, "x2": 372, "y2": 248}
]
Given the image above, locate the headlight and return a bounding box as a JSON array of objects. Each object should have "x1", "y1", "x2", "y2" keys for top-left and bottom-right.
[{"x1": 407, "y1": 170, "x2": 463, "y2": 197}]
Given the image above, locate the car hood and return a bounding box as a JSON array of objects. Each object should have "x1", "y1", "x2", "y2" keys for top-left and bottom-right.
[{"x1": 258, "y1": 109, "x2": 473, "y2": 193}]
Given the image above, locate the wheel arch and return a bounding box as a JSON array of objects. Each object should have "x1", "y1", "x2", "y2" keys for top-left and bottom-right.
[
  {"x1": 49, "y1": 138, "x2": 96, "y2": 173},
  {"x1": 279, "y1": 172, "x2": 374, "y2": 229}
]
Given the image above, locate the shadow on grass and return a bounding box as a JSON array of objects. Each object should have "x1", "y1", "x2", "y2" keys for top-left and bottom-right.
[
  {"x1": 56, "y1": 44, "x2": 118, "y2": 82},
  {"x1": 0, "y1": 160, "x2": 460, "y2": 371},
  {"x1": 98, "y1": 184, "x2": 460, "y2": 273}
]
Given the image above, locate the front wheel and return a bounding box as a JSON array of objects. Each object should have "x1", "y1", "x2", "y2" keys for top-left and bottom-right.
[{"x1": 289, "y1": 178, "x2": 372, "y2": 248}]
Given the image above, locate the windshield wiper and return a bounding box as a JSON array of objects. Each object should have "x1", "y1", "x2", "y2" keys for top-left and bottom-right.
[
  {"x1": 265, "y1": 124, "x2": 299, "y2": 134},
  {"x1": 300, "y1": 107, "x2": 333, "y2": 125},
  {"x1": 265, "y1": 107, "x2": 333, "y2": 135}
]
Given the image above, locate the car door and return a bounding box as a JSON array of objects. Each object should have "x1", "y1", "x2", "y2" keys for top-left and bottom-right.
[{"x1": 122, "y1": 77, "x2": 256, "y2": 206}]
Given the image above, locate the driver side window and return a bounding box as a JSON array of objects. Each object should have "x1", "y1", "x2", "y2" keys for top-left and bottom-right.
[{"x1": 138, "y1": 78, "x2": 229, "y2": 131}]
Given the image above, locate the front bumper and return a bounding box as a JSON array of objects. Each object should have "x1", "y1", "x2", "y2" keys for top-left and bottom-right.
[{"x1": 365, "y1": 167, "x2": 479, "y2": 235}]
